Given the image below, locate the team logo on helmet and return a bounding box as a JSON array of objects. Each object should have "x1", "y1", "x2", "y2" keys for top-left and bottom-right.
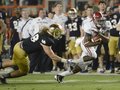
[{"x1": 49, "y1": 24, "x2": 63, "y2": 39}]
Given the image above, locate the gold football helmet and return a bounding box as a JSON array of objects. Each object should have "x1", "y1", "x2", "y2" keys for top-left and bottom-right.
[
  {"x1": 49, "y1": 24, "x2": 63, "y2": 39},
  {"x1": 68, "y1": 8, "x2": 77, "y2": 19}
]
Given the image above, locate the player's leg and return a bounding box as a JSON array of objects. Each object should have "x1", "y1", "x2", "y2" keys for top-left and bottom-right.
[
  {"x1": 97, "y1": 45, "x2": 105, "y2": 73},
  {"x1": 55, "y1": 54, "x2": 93, "y2": 83},
  {"x1": 0, "y1": 59, "x2": 16, "y2": 84},
  {"x1": 70, "y1": 39, "x2": 78, "y2": 59},
  {"x1": 2, "y1": 59, "x2": 29, "y2": 77},
  {"x1": 0, "y1": 59, "x2": 15, "y2": 69},
  {"x1": 54, "y1": 41, "x2": 97, "y2": 83},
  {"x1": 0, "y1": 43, "x2": 29, "y2": 84},
  {"x1": 108, "y1": 36, "x2": 119, "y2": 73},
  {"x1": 0, "y1": 60, "x2": 29, "y2": 84},
  {"x1": 54, "y1": 63, "x2": 81, "y2": 83},
  {"x1": 0, "y1": 59, "x2": 29, "y2": 84},
  {"x1": 55, "y1": 41, "x2": 96, "y2": 78},
  {"x1": 118, "y1": 37, "x2": 120, "y2": 54}
]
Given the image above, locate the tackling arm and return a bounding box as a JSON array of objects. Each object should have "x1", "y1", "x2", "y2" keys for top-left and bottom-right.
[{"x1": 41, "y1": 43, "x2": 67, "y2": 63}]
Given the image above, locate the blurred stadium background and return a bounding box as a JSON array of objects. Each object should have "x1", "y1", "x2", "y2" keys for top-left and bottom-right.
[{"x1": 0, "y1": 0, "x2": 99, "y2": 17}]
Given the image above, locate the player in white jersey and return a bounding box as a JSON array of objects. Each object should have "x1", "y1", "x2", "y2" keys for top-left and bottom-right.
[
  {"x1": 29, "y1": 9, "x2": 54, "y2": 36},
  {"x1": 96, "y1": 1, "x2": 109, "y2": 73},
  {"x1": 54, "y1": 6, "x2": 108, "y2": 83},
  {"x1": 17, "y1": 8, "x2": 33, "y2": 40},
  {"x1": 52, "y1": 2, "x2": 67, "y2": 31}
]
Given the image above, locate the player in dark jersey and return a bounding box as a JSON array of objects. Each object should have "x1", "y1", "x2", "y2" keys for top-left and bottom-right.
[
  {"x1": 10, "y1": 9, "x2": 21, "y2": 59},
  {"x1": 0, "y1": 24, "x2": 67, "y2": 84},
  {"x1": 65, "y1": 8, "x2": 83, "y2": 59},
  {"x1": 108, "y1": 10, "x2": 120, "y2": 73}
]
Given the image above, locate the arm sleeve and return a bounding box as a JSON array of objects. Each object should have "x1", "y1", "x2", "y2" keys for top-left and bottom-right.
[{"x1": 40, "y1": 36, "x2": 54, "y2": 46}]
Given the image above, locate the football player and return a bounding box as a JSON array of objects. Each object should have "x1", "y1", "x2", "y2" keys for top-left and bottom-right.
[
  {"x1": 54, "y1": 7, "x2": 108, "y2": 83},
  {"x1": 9, "y1": 9, "x2": 21, "y2": 59},
  {"x1": 108, "y1": 5, "x2": 120, "y2": 73},
  {"x1": 0, "y1": 24, "x2": 68, "y2": 84},
  {"x1": 52, "y1": 2, "x2": 68, "y2": 71},
  {"x1": 0, "y1": 17, "x2": 6, "y2": 64},
  {"x1": 96, "y1": 0, "x2": 110, "y2": 73},
  {"x1": 65, "y1": 8, "x2": 84, "y2": 59}
]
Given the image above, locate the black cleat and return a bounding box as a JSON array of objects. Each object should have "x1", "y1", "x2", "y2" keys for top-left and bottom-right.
[
  {"x1": 110, "y1": 70, "x2": 115, "y2": 73},
  {"x1": 54, "y1": 75, "x2": 64, "y2": 83},
  {"x1": 0, "y1": 76, "x2": 7, "y2": 84}
]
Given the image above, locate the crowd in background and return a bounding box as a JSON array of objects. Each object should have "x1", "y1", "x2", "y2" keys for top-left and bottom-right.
[
  {"x1": 0, "y1": 0, "x2": 120, "y2": 74},
  {"x1": 0, "y1": 0, "x2": 42, "y2": 6}
]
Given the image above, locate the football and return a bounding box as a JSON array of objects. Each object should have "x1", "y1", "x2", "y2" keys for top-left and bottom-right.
[{"x1": 91, "y1": 35, "x2": 102, "y2": 42}]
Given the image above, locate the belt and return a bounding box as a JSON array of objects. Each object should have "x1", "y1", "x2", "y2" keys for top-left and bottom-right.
[{"x1": 69, "y1": 37, "x2": 78, "y2": 40}]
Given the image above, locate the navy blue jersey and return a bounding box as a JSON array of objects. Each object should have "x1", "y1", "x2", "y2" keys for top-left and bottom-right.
[
  {"x1": 10, "y1": 16, "x2": 20, "y2": 42},
  {"x1": 0, "y1": 10, "x2": 6, "y2": 21},
  {"x1": 65, "y1": 16, "x2": 82, "y2": 37},
  {"x1": 109, "y1": 13, "x2": 120, "y2": 36},
  {"x1": 10, "y1": 16, "x2": 20, "y2": 30},
  {"x1": 22, "y1": 33, "x2": 54, "y2": 54}
]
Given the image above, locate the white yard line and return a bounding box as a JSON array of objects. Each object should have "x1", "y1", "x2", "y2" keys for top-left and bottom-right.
[{"x1": 7, "y1": 79, "x2": 120, "y2": 83}]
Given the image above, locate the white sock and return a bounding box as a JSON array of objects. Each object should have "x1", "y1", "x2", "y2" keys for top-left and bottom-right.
[{"x1": 59, "y1": 70, "x2": 73, "y2": 76}]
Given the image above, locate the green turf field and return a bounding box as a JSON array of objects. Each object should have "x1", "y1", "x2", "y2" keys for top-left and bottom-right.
[{"x1": 0, "y1": 73, "x2": 120, "y2": 90}]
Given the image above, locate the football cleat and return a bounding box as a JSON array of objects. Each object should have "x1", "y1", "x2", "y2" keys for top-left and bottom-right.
[
  {"x1": 110, "y1": 70, "x2": 115, "y2": 73},
  {"x1": 0, "y1": 76, "x2": 7, "y2": 84},
  {"x1": 97, "y1": 68, "x2": 105, "y2": 73},
  {"x1": 54, "y1": 75, "x2": 64, "y2": 83}
]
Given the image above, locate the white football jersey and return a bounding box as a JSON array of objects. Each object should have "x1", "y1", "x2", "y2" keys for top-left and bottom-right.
[
  {"x1": 53, "y1": 13, "x2": 68, "y2": 33},
  {"x1": 29, "y1": 17, "x2": 54, "y2": 36},
  {"x1": 17, "y1": 17, "x2": 33, "y2": 39},
  {"x1": 82, "y1": 17, "x2": 97, "y2": 36}
]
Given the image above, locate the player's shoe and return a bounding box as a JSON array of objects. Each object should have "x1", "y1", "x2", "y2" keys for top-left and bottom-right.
[
  {"x1": 110, "y1": 69, "x2": 115, "y2": 73},
  {"x1": 116, "y1": 68, "x2": 120, "y2": 74},
  {"x1": 54, "y1": 75, "x2": 64, "y2": 83},
  {"x1": 0, "y1": 76, "x2": 7, "y2": 84},
  {"x1": 97, "y1": 68, "x2": 105, "y2": 73}
]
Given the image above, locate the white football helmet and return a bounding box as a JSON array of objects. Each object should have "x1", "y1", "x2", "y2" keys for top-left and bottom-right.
[{"x1": 93, "y1": 12, "x2": 107, "y2": 33}]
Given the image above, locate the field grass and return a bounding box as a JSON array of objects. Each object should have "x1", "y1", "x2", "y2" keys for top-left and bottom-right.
[{"x1": 0, "y1": 73, "x2": 120, "y2": 90}]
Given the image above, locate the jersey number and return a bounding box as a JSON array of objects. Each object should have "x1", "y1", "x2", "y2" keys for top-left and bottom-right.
[
  {"x1": 31, "y1": 34, "x2": 39, "y2": 42},
  {"x1": 68, "y1": 22, "x2": 78, "y2": 31},
  {"x1": 111, "y1": 19, "x2": 117, "y2": 28},
  {"x1": 13, "y1": 21, "x2": 18, "y2": 29}
]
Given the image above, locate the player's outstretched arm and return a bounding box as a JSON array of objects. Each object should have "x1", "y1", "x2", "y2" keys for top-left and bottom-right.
[{"x1": 41, "y1": 43, "x2": 67, "y2": 63}]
